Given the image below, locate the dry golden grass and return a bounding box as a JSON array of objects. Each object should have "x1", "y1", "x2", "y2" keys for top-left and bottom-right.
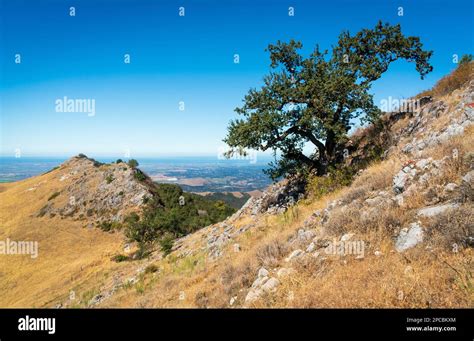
[
  {"x1": 418, "y1": 61, "x2": 473, "y2": 98},
  {"x1": 262, "y1": 248, "x2": 473, "y2": 308},
  {"x1": 0, "y1": 167, "x2": 132, "y2": 307}
]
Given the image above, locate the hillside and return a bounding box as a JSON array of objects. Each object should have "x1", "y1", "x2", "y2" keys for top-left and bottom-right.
[
  {"x1": 91, "y1": 75, "x2": 473, "y2": 308},
  {"x1": 0, "y1": 155, "x2": 235, "y2": 307},
  {"x1": 0, "y1": 71, "x2": 472, "y2": 308}
]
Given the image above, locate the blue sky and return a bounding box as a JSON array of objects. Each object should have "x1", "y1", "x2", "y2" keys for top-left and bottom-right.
[{"x1": 0, "y1": 0, "x2": 472, "y2": 157}]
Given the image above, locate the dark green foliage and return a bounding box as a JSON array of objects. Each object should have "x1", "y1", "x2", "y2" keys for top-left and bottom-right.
[
  {"x1": 98, "y1": 221, "x2": 122, "y2": 232},
  {"x1": 128, "y1": 159, "x2": 139, "y2": 168},
  {"x1": 203, "y1": 192, "x2": 251, "y2": 209},
  {"x1": 124, "y1": 184, "x2": 236, "y2": 258},
  {"x1": 159, "y1": 234, "x2": 174, "y2": 256},
  {"x1": 133, "y1": 169, "x2": 146, "y2": 182},
  {"x1": 48, "y1": 191, "x2": 60, "y2": 201},
  {"x1": 224, "y1": 22, "x2": 433, "y2": 180},
  {"x1": 152, "y1": 184, "x2": 236, "y2": 234},
  {"x1": 459, "y1": 54, "x2": 473, "y2": 65},
  {"x1": 307, "y1": 165, "x2": 357, "y2": 200},
  {"x1": 116, "y1": 159, "x2": 123, "y2": 164},
  {"x1": 111, "y1": 254, "x2": 129, "y2": 262},
  {"x1": 37, "y1": 205, "x2": 49, "y2": 218},
  {"x1": 105, "y1": 174, "x2": 114, "y2": 184}
]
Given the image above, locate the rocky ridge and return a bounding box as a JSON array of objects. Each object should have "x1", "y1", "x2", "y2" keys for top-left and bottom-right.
[{"x1": 36, "y1": 155, "x2": 154, "y2": 226}]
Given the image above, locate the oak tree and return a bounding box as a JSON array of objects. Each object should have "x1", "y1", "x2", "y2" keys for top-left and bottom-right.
[{"x1": 224, "y1": 22, "x2": 433, "y2": 179}]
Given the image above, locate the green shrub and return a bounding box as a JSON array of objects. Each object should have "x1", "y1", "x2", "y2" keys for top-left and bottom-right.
[
  {"x1": 159, "y1": 234, "x2": 174, "y2": 256},
  {"x1": 307, "y1": 166, "x2": 356, "y2": 200},
  {"x1": 48, "y1": 191, "x2": 60, "y2": 201},
  {"x1": 128, "y1": 159, "x2": 139, "y2": 168},
  {"x1": 98, "y1": 221, "x2": 122, "y2": 232},
  {"x1": 123, "y1": 184, "x2": 235, "y2": 261},
  {"x1": 105, "y1": 174, "x2": 114, "y2": 184},
  {"x1": 133, "y1": 170, "x2": 146, "y2": 182},
  {"x1": 111, "y1": 254, "x2": 129, "y2": 262}
]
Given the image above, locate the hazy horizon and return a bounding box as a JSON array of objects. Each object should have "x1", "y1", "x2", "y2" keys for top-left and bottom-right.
[{"x1": 1, "y1": 0, "x2": 473, "y2": 157}]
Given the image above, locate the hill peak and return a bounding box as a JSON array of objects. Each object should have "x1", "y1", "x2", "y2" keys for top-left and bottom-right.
[{"x1": 36, "y1": 155, "x2": 155, "y2": 226}]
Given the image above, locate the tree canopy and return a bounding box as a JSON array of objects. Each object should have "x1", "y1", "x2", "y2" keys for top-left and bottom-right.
[{"x1": 224, "y1": 21, "x2": 433, "y2": 179}]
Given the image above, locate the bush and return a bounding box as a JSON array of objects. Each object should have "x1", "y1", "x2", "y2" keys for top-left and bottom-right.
[
  {"x1": 98, "y1": 221, "x2": 122, "y2": 232},
  {"x1": 128, "y1": 159, "x2": 139, "y2": 168},
  {"x1": 134, "y1": 170, "x2": 146, "y2": 182},
  {"x1": 105, "y1": 174, "x2": 114, "y2": 184},
  {"x1": 111, "y1": 254, "x2": 129, "y2": 262},
  {"x1": 159, "y1": 234, "x2": 174, "y2": 256},
  {"x1": 122, "y1": 184, "x2": 236, "y2": 260},
  {"x1": 48, "y1": 191, "x2": 60, "y2": 201},
  {"x1": 307, "y1": 166, "x2": 356, "y2": 200},
  {"x1": 116, "y1": 159, "x2": 123, "y2": 164}
]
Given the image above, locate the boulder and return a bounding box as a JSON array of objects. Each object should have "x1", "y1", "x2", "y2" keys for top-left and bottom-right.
[
  {"x1": 341, "y1": 233, "x2": 355, "y2": 242},
  {"x1": 257, "y1": 267, "x2": 269, "y2": 278},
  {"x1": 444, "y1": 183, "x2": 458, "y2": 192},
  {"x1": 261, "y1": 277, "x2": 280, "y2": 292},
  {"x1": 284, "y1": 249, "x2": 304, "y2": 262},
  {"x1": 395, "y1": 222, "x2": 424, "y2": 252},
  {"x1": 417, "y1": 203, "x2": 459, "y2": 217},
  {"x1": 276, "y1": 268, "x2": 295, "y2": 278},
  {"x1": 393, "y1": 166, "x2": 417, "y2": 194}
]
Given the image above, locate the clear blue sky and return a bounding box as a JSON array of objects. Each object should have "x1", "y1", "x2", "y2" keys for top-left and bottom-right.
[{"x1": 0, "y1": 0, "x2": 472, "y2": 157}]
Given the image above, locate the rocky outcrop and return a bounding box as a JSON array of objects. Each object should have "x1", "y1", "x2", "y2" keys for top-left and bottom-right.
[
  {"x1": 37, "y1": 155, "x2": 155, "y2": 225},
  {"x1": 236, "y1": 177, "x2": 306, "y2": 216}
]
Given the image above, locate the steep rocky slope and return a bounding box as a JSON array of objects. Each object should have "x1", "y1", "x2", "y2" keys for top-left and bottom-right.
[{"x1": 88, "y1": 79, "x2": 473, "y2": 308}]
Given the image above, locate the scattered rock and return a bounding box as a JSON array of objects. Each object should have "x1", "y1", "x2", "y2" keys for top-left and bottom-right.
[
  {"x1": 393, "y1": 166, "x2": 417, "y2": 194},
  {"x1": 284, "y1": 249, "x2": 304, "y2": 262},
  {"x1": 261, "y1": 277, "x2": 280, "y2": 292},
  {"x1": 341, "y1": 233, "x2": 355, "y2": 242},
  {"x1": 404, "y1": 265, "x2": 414, "y2": 276},
  {"x1": 395, "y1": 222, "x2": 424, "y2": 252},
  {"x1": 306, "y1": 242, "x2": 316, "y2": 253},
  {"x1": 229, "y1": 296, "x2": 237, "y2": 306},
  {"x1": 257, "y1": 267, "x2": 269, "y2": 278},
  {"x1": 415, "y1": 158, "x2": 431, "y2": 170},
  {"x1": 417, "y1": 203, "x2": 459, "y2": 218},
  {"x1": 276, "y1": 268, "x2": 294, "y2": 278},
  {"x1": 462, "y1": 170, "x2": 474, "y2": 184}
]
